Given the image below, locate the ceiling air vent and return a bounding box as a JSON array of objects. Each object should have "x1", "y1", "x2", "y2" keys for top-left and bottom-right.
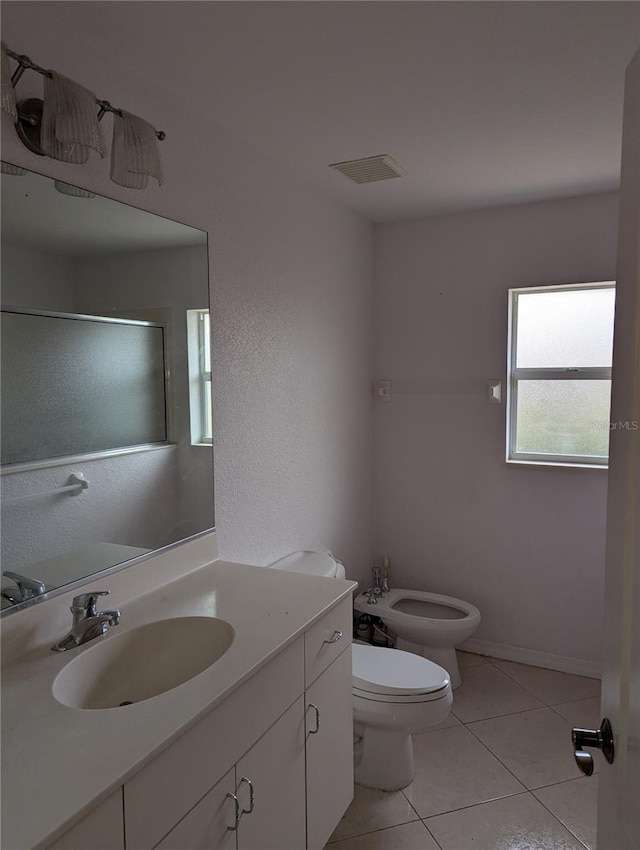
[{"x1": 329, "y1": 154, "x2": 407, "y2": 184}]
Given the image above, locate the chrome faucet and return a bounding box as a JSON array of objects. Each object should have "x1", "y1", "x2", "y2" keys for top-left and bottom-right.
[
  {"x1": 2, "y1": 571, "x2": 46, "y2": 603},
  {"x1": 52, "y1": 591, "x2": 120, "y2": 652}
]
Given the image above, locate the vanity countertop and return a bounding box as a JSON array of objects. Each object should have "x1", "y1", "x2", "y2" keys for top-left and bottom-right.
[{"x1": 1, "y1": 555, "x2": 356, "y2": 850}]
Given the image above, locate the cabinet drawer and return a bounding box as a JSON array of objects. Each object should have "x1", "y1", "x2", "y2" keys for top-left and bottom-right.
[
  {"x1": 125, "y1": 636, "x2": 304, "y2": 850},
  {"x1": 46, "y1": 790, "x2": 124, "y2": 850},
  {"x1": 304, "y1": 596, "x2": 352, "y2": 687}
]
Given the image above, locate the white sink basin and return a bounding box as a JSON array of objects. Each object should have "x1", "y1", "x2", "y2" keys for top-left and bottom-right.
[{"x1": 52, "y1": 616, "x2": 235, "y2": 710}]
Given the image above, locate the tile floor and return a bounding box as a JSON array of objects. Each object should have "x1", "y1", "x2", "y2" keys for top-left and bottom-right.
[{"x1": 327, "y1": 652, "x2": 602, "y2": 850}]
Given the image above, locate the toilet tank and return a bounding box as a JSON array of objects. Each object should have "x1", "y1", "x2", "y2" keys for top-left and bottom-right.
[{"x1": 268, "y1": 550, "x2": 346, "y2": 579}]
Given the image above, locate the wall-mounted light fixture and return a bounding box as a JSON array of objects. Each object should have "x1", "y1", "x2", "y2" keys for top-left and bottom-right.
[{"x1": 1, "y1": 42, "x2": 165, "y2": 190}]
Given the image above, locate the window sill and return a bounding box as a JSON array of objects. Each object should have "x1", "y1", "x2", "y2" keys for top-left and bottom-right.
[{"x1": 506, "y1": 458, "x2": 608, "y2": 470}]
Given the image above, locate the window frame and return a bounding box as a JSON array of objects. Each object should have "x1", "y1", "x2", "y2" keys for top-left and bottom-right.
[
  {"x1": 186, "y1": 308, "x2": 213, "y2": 446},
  {"x1": 506, "y1": 281, "x2": 615, "y2": 469}
]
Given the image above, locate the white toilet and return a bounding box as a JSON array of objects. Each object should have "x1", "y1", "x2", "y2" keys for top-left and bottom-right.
[
  {"x1": 353, "y1": 588, "x2": 481, "y2": 689},
  {"x1": 269, "y1": 551, "x2": 453, "y2": 790}
]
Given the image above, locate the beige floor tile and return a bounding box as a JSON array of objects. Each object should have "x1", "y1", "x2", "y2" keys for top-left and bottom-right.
[
  {"x1": 534, "y1": 775, "x2": 599, "y2": 850},
  {"x1": 551, "y1": 696, "x2": 602, "y2": 729},
  {"x1": 457, "y1": 650, "x2": 489, "y2": 669},
  {"x1": 329, "y1": 784, "x2": 419, "y2": 842},
  {"x1": 493, "y1": 660, "x2": 601, "y2": 705},
  {"x1": 425, "y1": 791, "x2": 586, "y2": 849},
  {"x1": 468, "y1": 707, "x2": 583, "y2": 789},
  {"x1": 327, "y1": 820, "x2": 439, "y2": 849},
  {"x1": 450, "y1": 664, "x2": 544, "y2": 723},
  {"x1": 403, "y1": 725, "x2": 525, "y2": 818},
  {"x1": 434, "y1": 711, "x2": 461, "y2": 729}
]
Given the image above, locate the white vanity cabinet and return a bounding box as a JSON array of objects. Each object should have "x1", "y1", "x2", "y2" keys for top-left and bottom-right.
[
  {"x1": 2, "y1": 556, "x2": 357, "y2": 850},
  {"x1": 121, "y1": 597, "x2": 353, "y2": 850},
  {"x1": 155, "y1": 696, "x2": 307, "y2": 850},
  {"x1": 45, "y1": 790, "x2": 125, "y2": 850}
]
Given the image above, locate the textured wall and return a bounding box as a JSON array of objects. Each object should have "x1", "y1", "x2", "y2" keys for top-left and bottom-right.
[
  {"x1": 373, "y1": 193, "x2": 619, "y2": 663},
  {"x1": 1, "y1": 448, "x2": 179, "y2": 573},
  {"x1": 1, "y1": 3, "x2": 374, "y2": 588}
]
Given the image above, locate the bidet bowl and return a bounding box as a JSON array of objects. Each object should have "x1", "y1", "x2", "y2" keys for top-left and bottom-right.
[
  {"x1": 52, "y1": 616, "x2": 235, "y2": 710},
  {"x1": 354, "y1": 589, "x2": 481, "y2": 688},
  {"x1": 354, "y1": 589, "x2": 480, "y2": 646}
]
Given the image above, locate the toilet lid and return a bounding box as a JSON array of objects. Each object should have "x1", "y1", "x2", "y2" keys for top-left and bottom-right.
[{"x1": 352, "y1": 644, "x2": 450, "y2": 696}]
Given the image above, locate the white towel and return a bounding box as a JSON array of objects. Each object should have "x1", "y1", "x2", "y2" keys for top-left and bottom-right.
[
  {"x1": 110, "y1": 109, "x2": 163, "y2": 189},
  {"x1": 41, "y1": 71, "x2": 105, "y2": 163},
  {"x1": 1, "y1": 42, "x2": 17, "y2": 123}
]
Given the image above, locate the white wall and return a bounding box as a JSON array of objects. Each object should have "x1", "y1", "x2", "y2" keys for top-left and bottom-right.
[
  {"x1": 1, "y1": 4, "x2": 374, "y2": 587},
  {"x1": 373, "y1": 192, "x2": 619, "y2": 664},
  {"x1": 1, "y1": 450, "x2": 179, "y2": 575},
  {"x1": 2, "y1": 243, "x2": 76, "y2": 311}
]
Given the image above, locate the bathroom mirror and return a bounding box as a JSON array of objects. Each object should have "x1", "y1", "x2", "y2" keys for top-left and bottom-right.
[{"x1": 0, "y1": 164, "x2": 213, "y2": 612}]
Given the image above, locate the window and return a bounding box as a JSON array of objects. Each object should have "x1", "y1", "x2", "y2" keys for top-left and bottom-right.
[
  {"x1": 507, "y1": 282, "x2": 615, "y2": 467},
  {"x1": 1, "y1": 308, "x2": 168, "y2": 466},
  {"x1": 187, "y1": 309, "x2": 212, "y2": 445}
]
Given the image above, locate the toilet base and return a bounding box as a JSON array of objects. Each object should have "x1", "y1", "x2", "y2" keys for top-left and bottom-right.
[
  {"x1": 395, "y1": 639, "x2": 461, "y2": 689},
  {"x1": 354, "y1": 726, "x2": 415, "y2": 791}
]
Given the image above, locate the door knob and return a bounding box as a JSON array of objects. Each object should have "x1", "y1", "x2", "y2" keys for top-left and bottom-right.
[{"x1": 571, "y1": 717, "x2": 614, "y2": 776}]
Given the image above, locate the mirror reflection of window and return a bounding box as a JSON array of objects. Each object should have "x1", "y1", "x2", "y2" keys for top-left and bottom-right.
[
  {"x1": 187, "y1": 308, "x2": 212, "y2": 445},
  {"x1": 1, "y1": 309, "x2": 168, "y2": 466}
]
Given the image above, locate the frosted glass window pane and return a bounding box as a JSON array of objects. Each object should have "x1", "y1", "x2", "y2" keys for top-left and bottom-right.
[
  {"x1": 515, "y1": 380, "x2": 611, "y2": 457},
  {"x1": 516, "y1": 288, "x2": 615, "y2": 368},
  {"x1": 1, "y1": 311, "x2": 167, "y2": 465}
]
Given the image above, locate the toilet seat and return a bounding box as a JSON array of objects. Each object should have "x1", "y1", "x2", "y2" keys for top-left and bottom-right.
[
  {"x1": 352, "y1": 688, "x2": 451, "y2": 704},
  {"x1": 352, "y1": 644, "x2": 450, "y2": 701}
]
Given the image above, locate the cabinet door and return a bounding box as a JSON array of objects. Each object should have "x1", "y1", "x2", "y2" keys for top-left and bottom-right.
[
  {"x1": 154, "y1": 768, "x2": 236, "y2": 850},
  {"x1": 305, "y1": 647, "x2": 354, "y2": 850},
  {"x1": 236, "y1": 697, "x2": 306, "y2": 850}
]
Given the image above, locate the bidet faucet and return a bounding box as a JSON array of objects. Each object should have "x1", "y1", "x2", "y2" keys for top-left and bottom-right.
[{"x1": 52, "y1": 591, "x2": 120, "y2": 652}]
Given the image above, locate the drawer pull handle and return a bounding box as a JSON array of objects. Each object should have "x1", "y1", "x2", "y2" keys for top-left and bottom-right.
[
  {"x1": 323, "y1": 629, "x2": 343, "y2": 645},
  {"x1": 239, "y1": 776, "x2": 255, "y2": 815},
  {"x1": 226, "y1": 792, "x2": 241, "y2": 831},
  {"x1": 308, "y1": 703, "x2": 320, "y2": 734}
]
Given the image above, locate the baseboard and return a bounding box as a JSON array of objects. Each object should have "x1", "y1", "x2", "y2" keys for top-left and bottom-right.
[{"x1": 459, "y1": 638, "x2": 601, "y2": 680}]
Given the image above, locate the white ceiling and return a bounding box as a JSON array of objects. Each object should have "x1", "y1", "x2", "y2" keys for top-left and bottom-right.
[{"x1": 15, "y1": 2, "x2": 640, "y2": 221}]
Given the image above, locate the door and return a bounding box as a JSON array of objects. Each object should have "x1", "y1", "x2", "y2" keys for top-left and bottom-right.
[
  {"x1": 305, "y1": 647, "x2": 354, "y2": 850},
  {"x1": 154, "y1": 768, "x2": 236, "y2": 850},
  {"x1": 235, "y1": 697, "x2": 306, "y2": 850},
  {"x1": 598, "y1": 47, "x2": 640, "y2": 850}
]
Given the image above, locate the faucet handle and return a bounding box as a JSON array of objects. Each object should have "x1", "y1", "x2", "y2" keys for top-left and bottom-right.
[
  {"x1": 2, "y1": 571, "x2": 46, "y2": 599},
  {"x1": 71, "y1": 590, "x2": 110, "y2": 618}
]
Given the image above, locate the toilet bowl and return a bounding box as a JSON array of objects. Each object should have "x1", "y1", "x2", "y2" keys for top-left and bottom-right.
[
  {"x1": 353, "y1": 588, "x2": 481, "y2": 689},
  {"x1": 269, "y1": 551, "x2": 454, "y2": 790},
  {"x1": 352, "y1": 643, "x2": 452, "y2": 789}
]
